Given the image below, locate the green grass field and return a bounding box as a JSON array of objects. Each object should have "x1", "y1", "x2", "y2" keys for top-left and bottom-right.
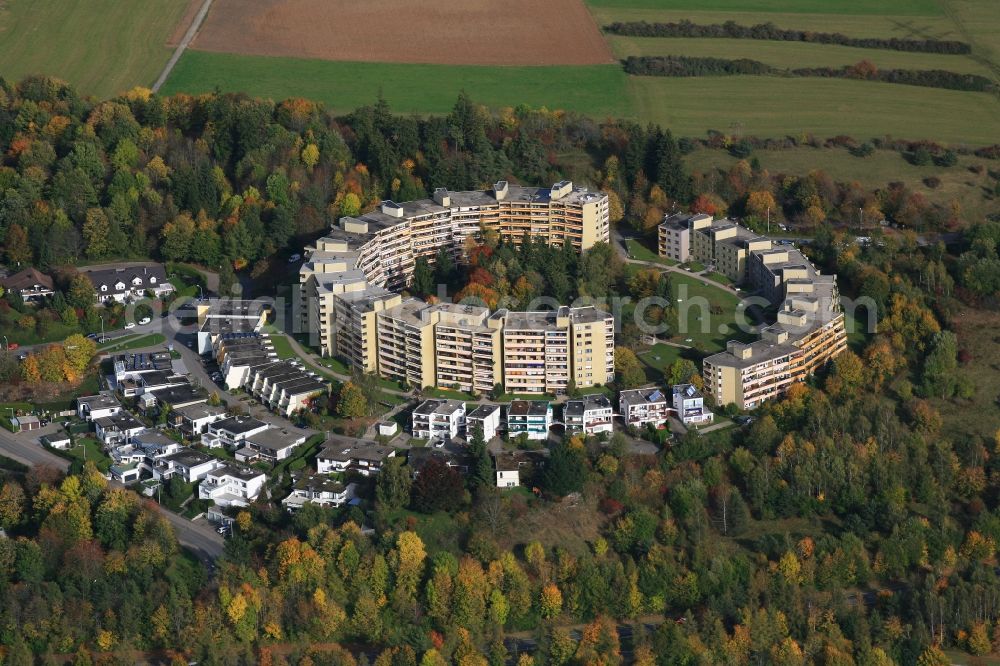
[
  {"x1": 685, "y1": 146, "x2": 1000, "y2": 222},
  {"x1": 98, "y1": 333, "x2": 166, "y2": 353},
  {"x1": 0, "y1": 0, "x2": 189, "y2": 99},
  {"x1": 162, "y1": 53, "x2": 631, "y2": 118},
  {"x1": 669, "y1": 273, "x2": 751, "y2": 352},
  {"x1": 586, "y1": 0, "x2": 942, "y2": 15}
]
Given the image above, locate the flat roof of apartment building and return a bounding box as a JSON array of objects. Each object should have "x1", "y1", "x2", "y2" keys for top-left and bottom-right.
[
  {"x1": 703, "y1": 339, "x2": 800, "y2": 370},
  {"x1": 175, "y1": 403, "x2": 227, "y2": 420},
  {"x1": 507, "y1": 400, "x2": 550, "y2": 416},
  {"x1": 78, "y1": 392, "x2": 120, "y2": 410},
  {"x1": 381, "y1": 298, "x2": 432, "y2": 328},
  {"x1": 565, "y1": 394, "x2": 612, "y2": 417},
  {"x1": 468, "y1": 404, "x2": 500, "y2": 420},
  {"x1": 619, "y1": 387, "x2": 667, "y2": 406},
  {"x1": 113, "y1": 351, "x2": 172, "y2": 373},
  {"x1": 414, "y1": 399, "x2": 465, "y2": 417},
  {"x1": 211, "y1": 415, "x2": 268, "y2": 435}
]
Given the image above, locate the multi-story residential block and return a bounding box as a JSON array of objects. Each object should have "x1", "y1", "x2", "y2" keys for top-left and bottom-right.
[
  {"x1": 657, "y1": 212, "x2": 711, "y2": 263},
  {"x1": 497, "y1": 306, "x2": 614, "y2": 395},
  {"x1": 466, "y1": 404, "x2": 501, "y2": 441},
  {"x1": 564, "y1": 394, "x2": 614, "y2": 436},
  {"x1": 412, "y1": 399, "x2": 466, "y2": 442},
  {"x1": 198, "y1": 465, "x2": 267, "y2": 508},
  {"x1": 377, "y1": 298, "x2": 437, "y2": 389},
  {"x1": 619, "y1": 387, "x2": 670, "y2": 428},
  {"x1": 213, "y1": 333, "x2": 278, "y2": 389},
  {"x1": 703, "y1": 246, "x2": 847, "y2": 410},
  {"x1": 672, "y1": 384, "x2": 713, "y2": 426},
  {"x1": 77, "y1": 392, "x2": 121, "y2": 421},
  {"x1": 282, "y1": 475, "x2": 357, "y2": 511},
  {"x1": 201, "y1": 415, "x2": 269, "y2": 449},
  {"x1": 506, "y1": 400, "x2": 552, "y2": 441},
  {"x1": 432, "y1": 304, "x2": 503, "y2": 394},
  {"x1": 300, "y1": 181, "x2": 611, "y2": 377},
  {"x1": 315, "y1": 436, "x2": 396, "y2": 475}
]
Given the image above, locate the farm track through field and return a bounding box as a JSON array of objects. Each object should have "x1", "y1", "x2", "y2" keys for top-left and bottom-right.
[{"x1": 152, "y1": 0, "x2": 214, "y2": 92}]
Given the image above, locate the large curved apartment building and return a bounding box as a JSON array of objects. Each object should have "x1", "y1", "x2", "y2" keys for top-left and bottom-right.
[
  {"x1": 299, "y1": 181, "x2": 613, "y2": 394},
  {"x1": 659, "y1": 212, "x2": 848, "y2": 410}
]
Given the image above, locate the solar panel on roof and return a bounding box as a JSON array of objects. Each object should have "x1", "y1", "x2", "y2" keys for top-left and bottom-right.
[
  {"x1": 686, "y1": 385, "x2": 696, "y2": 397},
  {"x1": 648, "y1": 390, "x2": 663, "y2": 402}
]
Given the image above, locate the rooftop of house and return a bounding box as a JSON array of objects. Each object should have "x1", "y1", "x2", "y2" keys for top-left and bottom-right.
[
  {"x1": 210, "y1": 415, "x2": 268, "y2": 435},
  {"x1": 413, "y1": 399, "x2": 466, "y2": 417},
  {"x1": 152, "y1": 384, "x2": 207, "y2": 407},
  {"x1": 564, "y1": 394, "x2": 612, "y2": 417},
  {"x1": 672, "y1": 383, "x2": 704, "y2": 400},
  {"x1": 113, "y1": 351, "x2": 173, "y2": 373},
  {"x1": 0, "y1": 267, "x2": 54, "y2": 292},
  {"x1": 467, "y1": 404, "x2": 501, "y2": 420},
  {"x1": 317, "y1": 435, "x2": 393, "y2": 462},
  {"x1": 84, "y1": 264, "x2": 169, "y2": 290},
  {"x1": 246, "y1": 427, "x2": 306, "y2": 452},
  {"x1": 407, "y1": 447, "x2": 473, "y2": 474},
  {"x1": 619, "y1": 387, "x2": 668, "y2": 406},
  {"x1": 94, "y1": 412, "x2": 144, "y2": 431},
  {"x1": 161, "y1": 448, "x2": 217, "y2": 468},
  {"x1": 292, "y1": 473, "x2": 347, "y2": 494},
  {"x1": 174, "y1": 403, "x2": 228, "y2": 421},
  {"x1": 507, "y1": 400, "x2": 551, "y2": 417},
  {"x1": 131, "y1": 430, "x2": 179, "y2": 448},
  {"x1": 77, "y1": 392, "x2": 120, "y2": 410},
  {"x1": 209, "y1": 464, "x2": 264, "y2": 482}
]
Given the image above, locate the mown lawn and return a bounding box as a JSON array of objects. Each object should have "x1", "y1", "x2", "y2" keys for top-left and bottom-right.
[
  {"x1": 0, "y1": 0, "x2": 190, "y2": 98},
  {"x1": 669, "y1": 273, "x2": 751, "y2": 353},
  {"x1": 98, "y1": 333, "x2": 166, "y2": 353}
]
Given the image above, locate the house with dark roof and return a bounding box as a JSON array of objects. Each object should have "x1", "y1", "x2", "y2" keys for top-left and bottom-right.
[
  {"x1": 84, "y1": 265, "x2": 173, "y2": 304},
  {"x1": 315, "y1": 435, "x2": 395, "y2": 476},
  {"x1": 0, "y1": 267, "x2": 54, "y2": 302}
]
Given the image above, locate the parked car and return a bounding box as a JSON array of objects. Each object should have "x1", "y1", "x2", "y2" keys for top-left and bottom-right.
[
  {"x1": 138, "y1": 317, "x2": 151, "y2": 325},
  {"x1": 7, "y1": 342, "x2": 18, "y2": 350},
  {"x1": 124, "y1": 322, "x2": 135, "y2": 330},
  {"x1": 288, "y1": 253, "x2": 302, "y2": 263}
]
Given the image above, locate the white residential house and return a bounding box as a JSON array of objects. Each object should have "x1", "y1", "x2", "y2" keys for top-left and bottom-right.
[
  {"x1": 76, "y1": 393, "x2": 121, "y2": 421},
  {"x1": 619, "y1": 387, "x2": 670, "y2": 428},
  {"x1": 235, "y1": 427, "x2": 308, "y2": 463},
  {"x1": 506, "y1": 400, "x2": 552, "y2": 441},
  {"x1": 85, "y1": 265, "x2": 173, "y2": 304},
  {"x1": 198, "y1": 465, "x2": 267, "y2": 508},
  {"x1": 172, "y1": 403, "x2": 228, "y2": 437},
  {"x1": 377, "y1": 421, "x2": 399, "y2": 437},
  {"x1": 411, "y1": 399, "x2": 466, "y2": 442},
  {"x1": 201, "y1": 415, "x2": 269, "y2": 449},
  {"x1": 93, "y1": 412, "x2": 145, "y2": 447},
  {"x1": 152, "y1": 449, "x2": 223, "y2": 483},
  {"x1": 495, "y1": 452, "x2": 521, "y2": 488},
  {"x1": 315, "y1": 436, "x2": 395, "y2": 476},
  {"x1": 564, "y1": 394, "x2": 614, "y2": 436},
  {"x1": 282, "y1": 475, "x2": 357, "y2": 511},
  {"x1": 40, "y1": 433, "x2": 71, "y2": 450},
  {"x1": 672, "y1": 384, "x2": 714, "y2": 426},
  {"x1": 466, "y1": 404, "x2": 501, "y2": 441}
]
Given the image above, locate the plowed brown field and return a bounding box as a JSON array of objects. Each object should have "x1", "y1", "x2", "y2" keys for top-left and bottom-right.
[{"x1": 191, "y1": 0, "x2": 615, "y2": 66}]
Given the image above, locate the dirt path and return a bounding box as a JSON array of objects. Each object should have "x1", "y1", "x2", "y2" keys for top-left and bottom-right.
[{"x1": 152, "y1": 0, "x2": 215, "y2": 92}]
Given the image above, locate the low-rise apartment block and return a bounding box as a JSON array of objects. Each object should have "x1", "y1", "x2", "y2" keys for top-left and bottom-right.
[
  {"x1": 506, "y1": 400, "x2": 552, "y2": 441},
  {"x1": 153, "y1": 448, "x2": 222, "y2": 483},
  {"x1": 172, "y1": 403, "x2": 227, "y2": 437},
  {"x1": 194, "y1": 299, "x2": 270, "y2": 355},
  {"x1": 466, "y1": 404, "x2": 501, "y2": 441},
  {"x1": 235, "y1": 427, "x2": 308, "y2": 463},
  {"x1": 619, "y1": 387, "x2": 670, "y2": 428},
  {"x1": 282, "y1": 475, "x2": 357, "y2": 511},
  {"x1": 202, "y1": 415, "x2": 269, "y2": 449},
  {"x1": 412, "y1": 399, "x2": 466, "y2": 442},
  {"x1": 564, "y1": 394, "x2": 614, "y2": 436},
  {"x1": 198, "y1": 464, "x2": 267, "y2": 508},
  {"x1": 316, "y1": 436, "x2": 396, "y2": 476},
  {"x1": 93, "y1": 412, "x2": 145, "y2": 447},
  {"x1": 672, "y1": 384, "x2": 713, "y2": 426},
  {"x1": 245, "y1": 360, "x2": 328, "y2": 417}
]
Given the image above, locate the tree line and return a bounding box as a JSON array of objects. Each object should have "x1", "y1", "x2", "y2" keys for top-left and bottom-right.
[
  {"x1": 605, "y1": 20, "x2": 972, "y2": 54},
  {"x1": 622, "y1": 56, "x2": 998, "y2": 93}
]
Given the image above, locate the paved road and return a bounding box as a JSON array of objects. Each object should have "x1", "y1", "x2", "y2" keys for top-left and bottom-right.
[
  {"x1": 151, "y1": 0, "x2": 215, "y2": 92},
  {"x1": 0, "y1": 422, "x2": 224, "y2": 562}
]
